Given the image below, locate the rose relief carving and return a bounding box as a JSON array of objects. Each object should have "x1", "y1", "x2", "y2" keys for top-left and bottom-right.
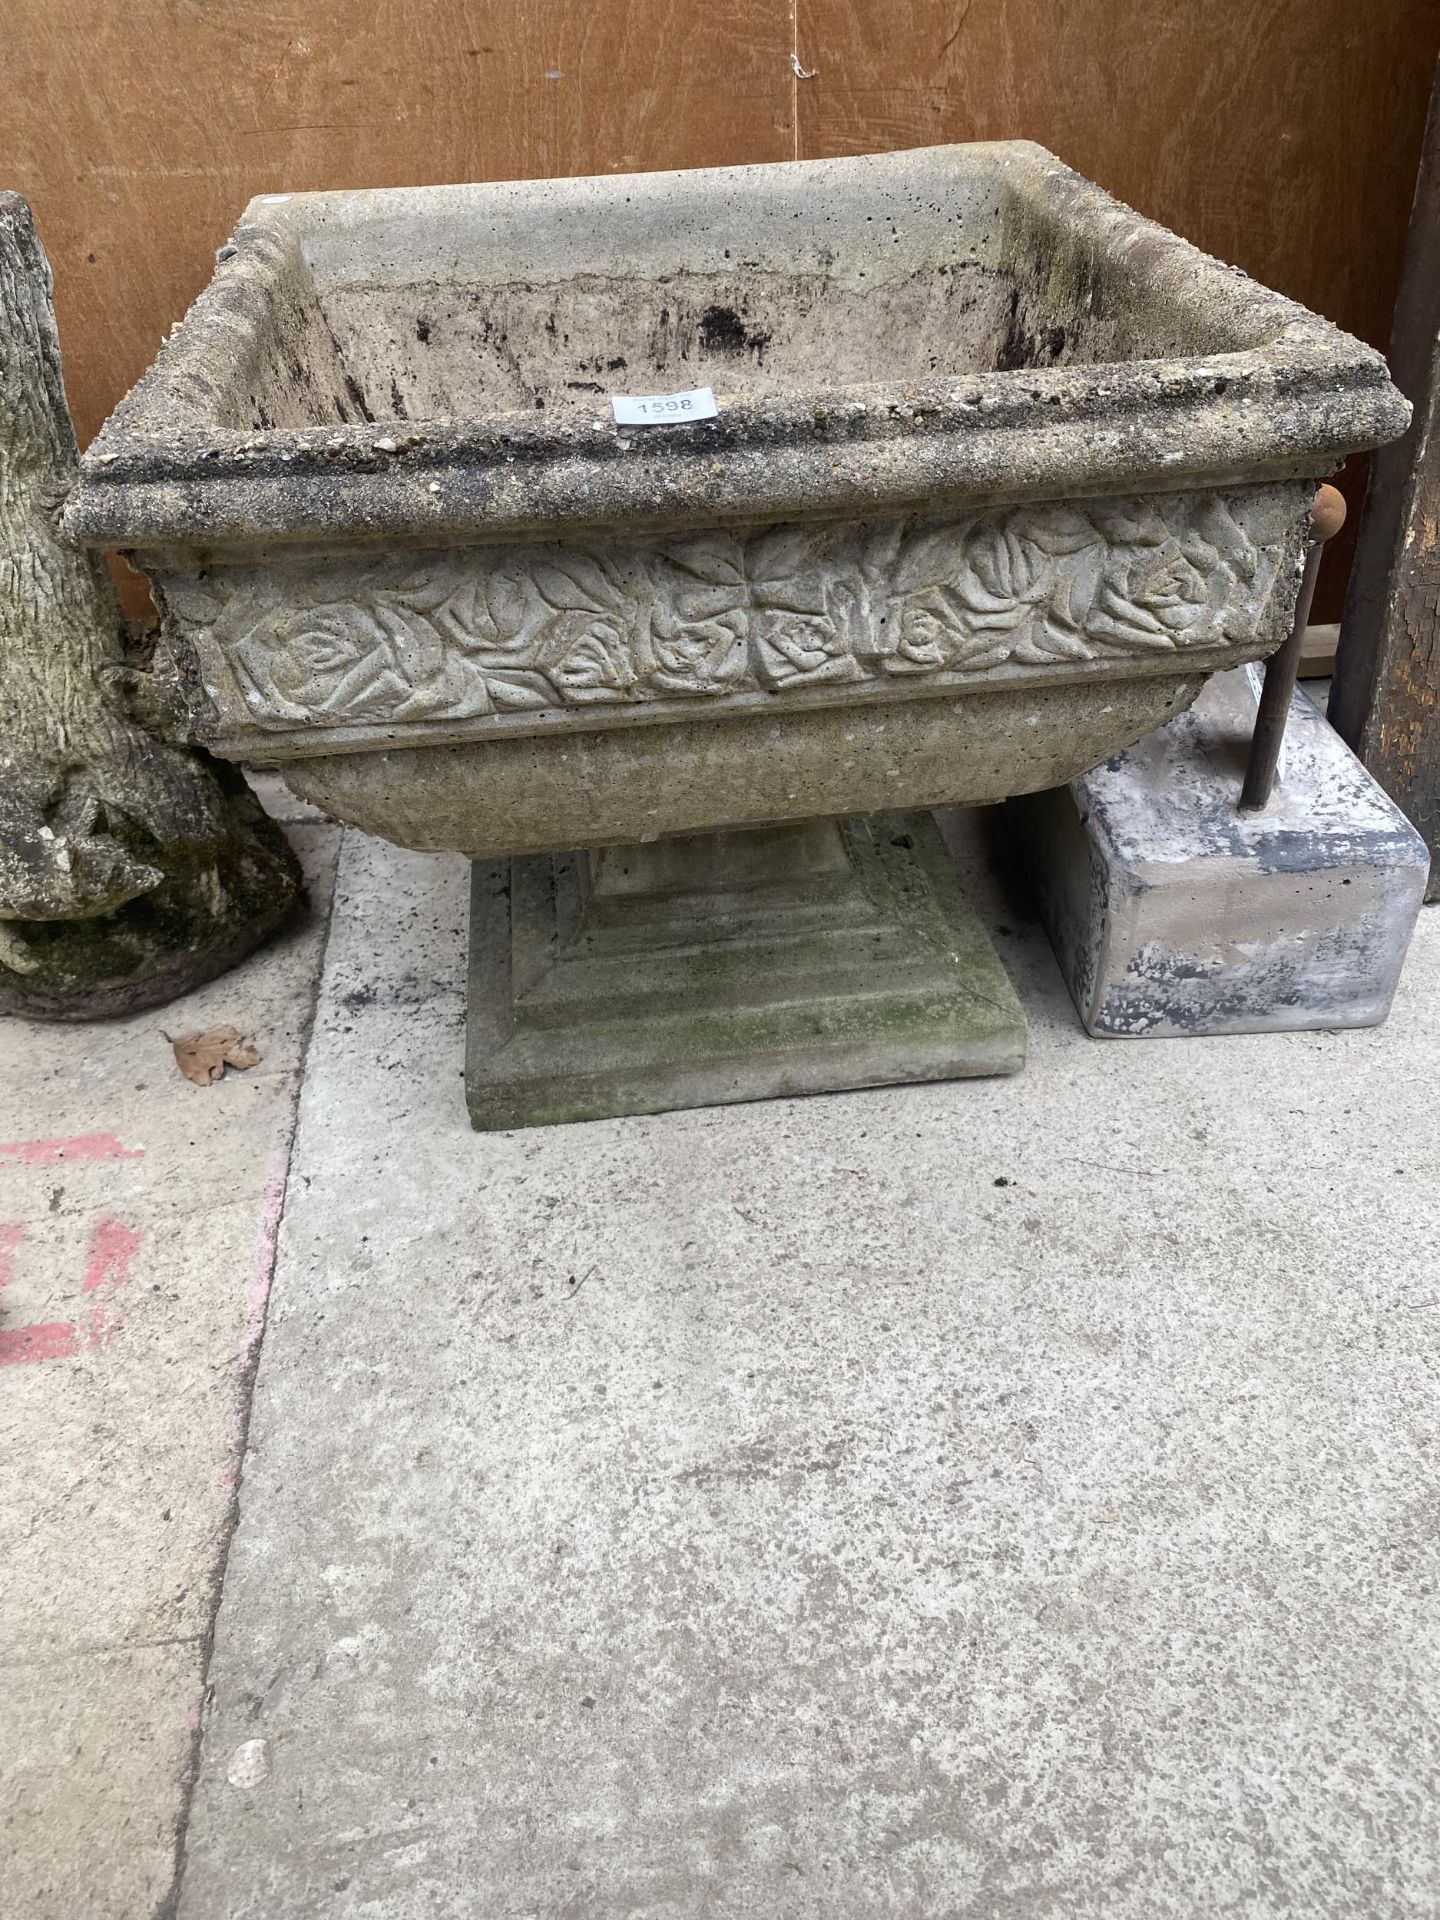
[{"x1": 163, "y1": 490, "x2": 1296, "y2": 739}]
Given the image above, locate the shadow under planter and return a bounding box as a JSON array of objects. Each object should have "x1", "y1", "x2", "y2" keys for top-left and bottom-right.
[{"x1": 61, "y1": 144, "x2": 1408, "y2": 1124}]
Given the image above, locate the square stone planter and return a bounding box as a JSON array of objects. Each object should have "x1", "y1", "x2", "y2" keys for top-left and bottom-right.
[{"x1": 64, "y1": 143, "x2": 1407, "y2": 1124}]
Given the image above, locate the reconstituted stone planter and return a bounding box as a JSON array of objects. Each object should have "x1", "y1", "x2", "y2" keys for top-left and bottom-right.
[{"x1": 65, "y1": 143, "x2": 1408, "y2": 1122}]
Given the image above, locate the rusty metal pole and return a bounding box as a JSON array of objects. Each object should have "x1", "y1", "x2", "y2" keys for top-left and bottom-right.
[{"x1": 1239, "y1": 483, "x2": 1347, "y2": 811}]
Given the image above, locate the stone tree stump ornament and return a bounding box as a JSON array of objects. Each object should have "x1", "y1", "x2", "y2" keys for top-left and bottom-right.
[{"x1": 0, "y1": 193, "x2": 301, "y2": 1019}]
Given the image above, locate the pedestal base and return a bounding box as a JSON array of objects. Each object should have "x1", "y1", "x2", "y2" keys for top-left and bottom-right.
[
  {"x1": 1011, "y1": 666, "x2": 1430, "y2": 1038},
  {"x1": 466, "y1": 812, "x2": 1025, "y2": 1129}
]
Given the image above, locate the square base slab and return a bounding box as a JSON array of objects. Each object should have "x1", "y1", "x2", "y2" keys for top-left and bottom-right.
[
  {"x1": 1011, "y1": 666, "x2": 1431, "y2": 1038},
  {"x1": 466, "y1": 812, "x2": 1025, "y2": 1128}
]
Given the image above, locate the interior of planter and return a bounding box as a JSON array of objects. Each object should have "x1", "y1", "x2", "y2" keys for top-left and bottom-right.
[{"x1": 222, "y1": 155, "x2": 1271, "y2": 434}]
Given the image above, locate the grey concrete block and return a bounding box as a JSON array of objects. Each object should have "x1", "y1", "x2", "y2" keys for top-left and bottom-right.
[{"x1": 1012, "y1": 667, "x2": 1430, "y2": 1037}]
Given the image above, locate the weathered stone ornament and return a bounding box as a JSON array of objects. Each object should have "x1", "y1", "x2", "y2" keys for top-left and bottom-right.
[
  {"x1": 0, "y1": 193, "x2": 301, "y2": 1021},
  {"x1": 62, "y1": 145, "x2": 1409, "y2": 1118}
]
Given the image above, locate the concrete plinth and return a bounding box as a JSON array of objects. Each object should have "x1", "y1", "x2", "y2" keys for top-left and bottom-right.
[
  {"x1": 466, "y1": 812, "x2": 1025, "y2": 1127},
  {"x1": 1011, "y1": 666, "x2": 1430, "y2": 1038}
]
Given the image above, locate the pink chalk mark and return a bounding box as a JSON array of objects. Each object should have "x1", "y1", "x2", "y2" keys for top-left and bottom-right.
[
  {"x1": 0, "y1": 1132, "x2": 144, "y2": 1167},
  {"x1": 82, "y1": 1215, "x2": 145, "y2": 1294},
  {"x1": 0, "y1": 1320, "x2": 78, "y2": 1366},
  {"x1": 248, "y1": 1151, "x2": 289, "y2": 1324},
  {"x1": 220, "y1": 1146, "x2": 292, "y2": 1495},
  {"x1": 82, "y1": 1215, "x2": 144, "y2": 1348},
  {"x1": 0, "y1": 1223, "x2": 24, "y2": 1289},
  {"x1": 0, "y1": 1215, "x2": 143, "y2": 1362}
]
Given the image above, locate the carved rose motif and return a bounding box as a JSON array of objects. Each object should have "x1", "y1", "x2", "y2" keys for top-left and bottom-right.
[
  {"x1": 945, "y1": 510, "x2": 1102, "y2": 666},
  {"x1": 433, "y1": 565, "x2": 535, "y2": 653},
  {"x1": 752, "y1": 609, "x2": 861, "y2": 690},
  {"x1": 646, "y1": 607, "x2": 748, "y2": 696},
  {"x1": 956, "y1": 523, "x2": 1055, "y2": 634},
  {"x1": 1089, "y1": 537, "x2": 1215, "y2": 648},
  {"x1": 539, "y1": 614, "x2": 636, "y2": 703},
  {"x1": 268, "y1": 607, "x2": 388, "y2": 706},
  {"x1": 382, "y1": 567, "x2": 563, "y2": 709},
  {"x1": 748, "y1": 526, "x2": 864, "y2": 691},
  {"x1": 888, "y1": 590, "x2": 956, "y2": 672},
  {"x1": 195, "y1": 488, "x2": 1295, "y2": 737},
  {"x1": 233, "y1": 601, "x2": 452, "y2": 723}
]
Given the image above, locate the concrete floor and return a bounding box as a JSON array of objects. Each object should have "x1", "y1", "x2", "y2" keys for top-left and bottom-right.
[
  {"x1": 4, "y1": 792, "x2": 1438, "y2": 1919},
  {"x1": 0, "y1": 787, "x2": 341, "y2": 1920}
]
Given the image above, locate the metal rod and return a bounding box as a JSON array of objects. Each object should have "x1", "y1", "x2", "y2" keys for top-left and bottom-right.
[{"x1": 1239, "y1": 484, "x2": 1346, "y2": 812}]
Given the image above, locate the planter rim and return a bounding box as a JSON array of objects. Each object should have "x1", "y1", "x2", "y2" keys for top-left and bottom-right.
[{"x1": 63, "y1": 141, "x2": 1408, "y2": 554}]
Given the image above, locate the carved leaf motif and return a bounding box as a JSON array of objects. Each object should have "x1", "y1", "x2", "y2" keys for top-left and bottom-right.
[
  {"x1": 533, "y1": 553, "x2": 628, "y2": 615},
  {"x1": 859, "y1": 521, "x2": 905, "y2": 584},
  {"x1": 482, "y1": 568, "x2": 535, "y2": 642},
  {"x1": 1013, "y1": 622, "x2": 1094, "y2": 666},
  {"x1": 957, "y1": 523, "x2": 1057, "y2": 633},
  {"x1": 386, "y1": 573, "x2": 457, "y2": 615},
  {"x1": 1191, "y1": 497, "x2": 1256, "y2": 579},
  {"x1": 1047, "y1": 540, "x2": 1107, "y2": 634},
  {"x1": 747, "y1": 526, "x2": 821, "y2": 590},
  {"x1": 943, "y1": 629, "x2": 1015, "y2": 672},
  {"x1": 1022, "y1": 507, "x2": 1097, "y2": 556},
  {"x1": 483, "y1": 671, "x2": 555, "y2": 710},
  {"x1": 648, "y1": 556, "x2": 746, "y2": 628},
  {"x1": 892, "y1": 526, "x2": 968, "y2": 596},
  {"x1": 396, "y1": 567, "x2": 536, "y2": 656},
  {"x1": 1089, "y1": 503, "x2": 1169, "y2": 548},
  {"x1": 660, "y1": 532, "x2": 747, "y2": 591}
]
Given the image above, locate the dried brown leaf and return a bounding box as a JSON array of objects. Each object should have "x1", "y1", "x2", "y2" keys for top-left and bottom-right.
[{"x1": 169, "y1": 1024, "x2": 262, "y2": 1085}]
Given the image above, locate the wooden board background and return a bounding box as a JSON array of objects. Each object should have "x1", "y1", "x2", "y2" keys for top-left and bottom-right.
[
  {"x1": 3, "y1": 1, "x2": 1437, "y2": 617},
  {"x1": 1330, "y1": 60, "x2": 1440, "y2": 889}
]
